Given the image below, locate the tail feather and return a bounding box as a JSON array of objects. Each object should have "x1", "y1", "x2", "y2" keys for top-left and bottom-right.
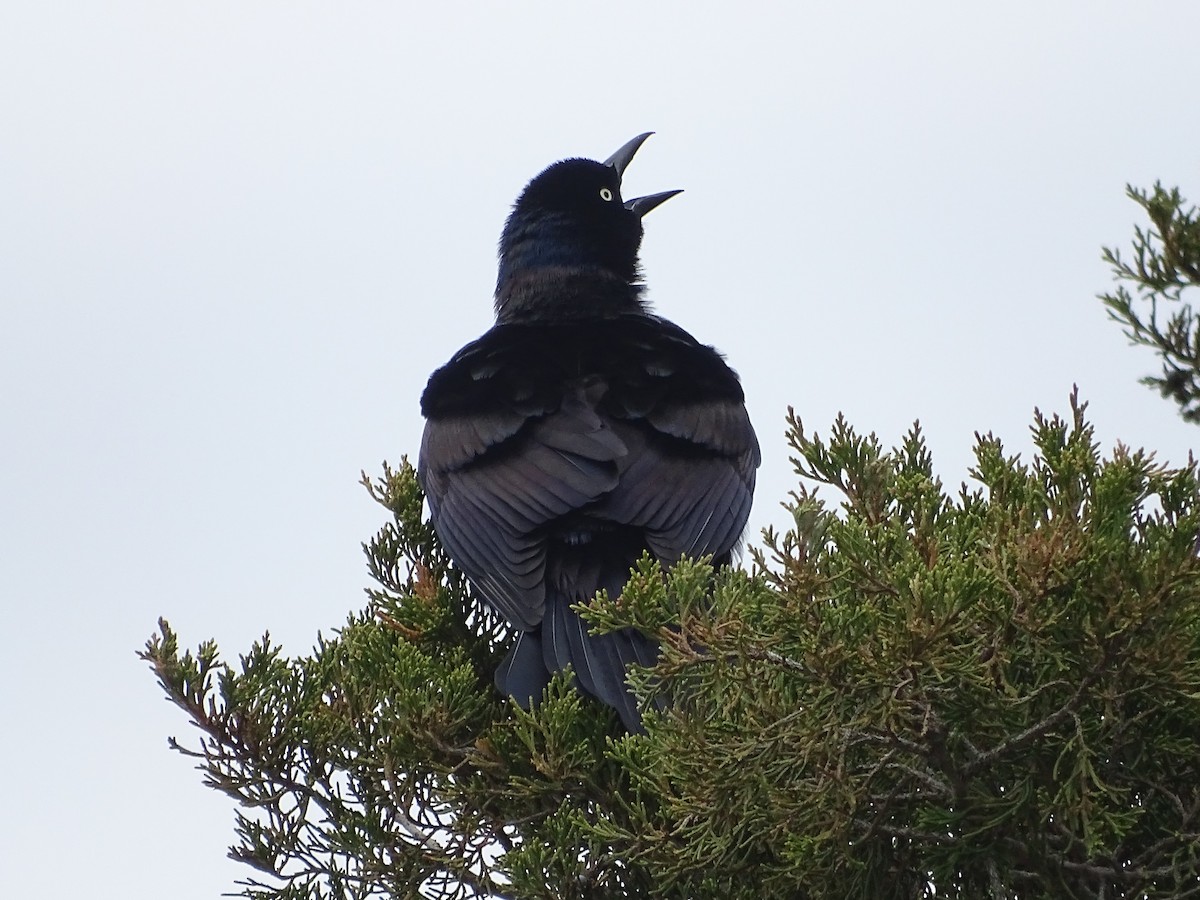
[
  {"x1": 495, "y1": 630, "x2": 551, "y2": 708},
  {"x1": 495, "y1": 598, "x2": 657, "y2": 733},
  {"x1": 545, "y1": 593, "x2": 657, "y2": 731},
  {"x1": 493, "y1": 527, "x2": 665, "y2": 731}
]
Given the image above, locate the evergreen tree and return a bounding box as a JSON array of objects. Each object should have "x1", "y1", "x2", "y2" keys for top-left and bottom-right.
[
  {"x1": 1102, "y1": 181, "x2": 1200, "y2": 422},
  {"x1": 143, "y1": 392, "x2": 1200, "y2": 899}
]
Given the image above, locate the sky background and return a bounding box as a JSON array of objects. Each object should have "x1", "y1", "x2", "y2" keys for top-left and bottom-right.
[{"x1": 2, "y1": 2, "x2": 1198, "y2": 895}]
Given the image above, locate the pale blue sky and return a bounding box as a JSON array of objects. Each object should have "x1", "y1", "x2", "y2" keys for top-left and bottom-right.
[{"x1": 2, "y1": 2, "x2": 1198, "y2": 896}]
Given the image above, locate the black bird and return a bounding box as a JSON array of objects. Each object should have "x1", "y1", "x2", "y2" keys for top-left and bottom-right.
[{"x1": 418, "y1": 134, "x2": 759, "y2": 731}]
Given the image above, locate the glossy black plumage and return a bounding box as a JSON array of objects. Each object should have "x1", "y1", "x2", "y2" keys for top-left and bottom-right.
[{"x1": 418, "y1": 134, "x2": 759, "y2": 730}]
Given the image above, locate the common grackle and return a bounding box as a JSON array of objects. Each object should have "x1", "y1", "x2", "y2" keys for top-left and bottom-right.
[{"x1": 418, "y1": 134, "x2": 759, "y2": 731}]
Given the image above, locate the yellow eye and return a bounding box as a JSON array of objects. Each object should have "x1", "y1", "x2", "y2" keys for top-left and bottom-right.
[{"x1": 599, "y1": 187, "x2": 614, "y2": 202}]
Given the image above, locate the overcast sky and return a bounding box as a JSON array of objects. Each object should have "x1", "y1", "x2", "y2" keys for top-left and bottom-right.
[{"x1": 3, "y1": 2, "x2": 1199, "y2": 896}]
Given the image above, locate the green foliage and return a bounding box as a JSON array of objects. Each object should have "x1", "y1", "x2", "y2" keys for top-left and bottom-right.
[
  {"x1": 1102, "y1": 181, "x2": 1200, "y2": 422},
  {"x1": 143, "y1": 401, "x2": 1200, "y2": 899}
]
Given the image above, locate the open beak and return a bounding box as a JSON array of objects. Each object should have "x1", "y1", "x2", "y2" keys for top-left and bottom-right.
[{"x1": 603, "y1": 132, "x2": 683, "y2": 217}]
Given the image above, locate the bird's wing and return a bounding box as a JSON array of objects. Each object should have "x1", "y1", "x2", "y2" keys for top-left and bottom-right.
[
  {"x1": 598, "y1": 316, "x2": 761, "y2": 564},
  {"x1": 419, "y1": 329, "x2": 628, "y2": 628},
  {"x1": 419, "y1": 317, "x2": 760, "y2": 626}
]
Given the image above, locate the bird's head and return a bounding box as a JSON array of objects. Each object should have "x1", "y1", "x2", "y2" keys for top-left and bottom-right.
[{"x1": 494, "y1": 133, "x2": 681, "y2": 322}]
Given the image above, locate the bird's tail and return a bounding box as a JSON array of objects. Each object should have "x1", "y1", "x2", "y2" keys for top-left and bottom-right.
[{"x1": 495, "y1": 536, "x2": 660, "y2": 732}]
